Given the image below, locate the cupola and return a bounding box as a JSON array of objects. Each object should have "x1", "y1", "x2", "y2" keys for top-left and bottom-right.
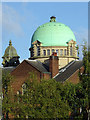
[{"x1": 2, "y1": 40, "x2": 20, "y2": 67}]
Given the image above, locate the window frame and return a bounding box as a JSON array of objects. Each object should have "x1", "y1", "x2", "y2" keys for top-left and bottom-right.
[
  {"x1": 52, "y1": 49, "x2": 55, "y2": 54},
  {"x1": 56, "y1": 49, "x2": 59, "y2": 56},
  {"x1": 70, "y1": 46, "x2": 73, "y2": 56},
  {"x1": 64, "y1": 49, "x2": 67, "y2": 56},
  {"x1": 43, "y1": 50, "x2": 46, "y2": 56},
  {"x1": 47, "y1": 49, "x2": 50, "y2": 56},
  {"x1": 37, "y1": 46, "x2": 40, "y2": 56}
]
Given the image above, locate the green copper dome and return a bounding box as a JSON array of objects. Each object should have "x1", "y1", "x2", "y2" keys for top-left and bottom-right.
[
  {"x1": 2, "y1": 40, "x2": 19, "y2": 59},
  {"x1": 31, "y1": 17, "x2": 76, "y2": 47}
]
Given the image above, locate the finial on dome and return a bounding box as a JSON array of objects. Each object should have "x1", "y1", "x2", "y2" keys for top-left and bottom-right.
[
  {"x1": 50, "y1": 16, "x2": 56, "y2": 22},
  {"x1": 9, "y1": 40, "x2": 12, "y2": 46}
]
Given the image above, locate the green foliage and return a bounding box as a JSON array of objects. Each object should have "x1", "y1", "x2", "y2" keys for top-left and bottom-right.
[
  {"x1": 2, "y1": 72, "x2": 13, "y2": 94},
  {"x1": 75, "y1": 41, "x2": 90, "y2": 119},
  {"x1": 13, "y1": 79, "x2": 71, "y2": 118},
  {"x1": 2, "y1": 72, "x2": 14, "y2": 118}
]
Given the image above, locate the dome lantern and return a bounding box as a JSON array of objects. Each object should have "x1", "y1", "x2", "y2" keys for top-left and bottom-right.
[
  {"x1": 50, "y1": 16, "x2": 56, "y2": 22},
  {"x1": 9, "y1": 40, "x2": 12, "y2": 46}
]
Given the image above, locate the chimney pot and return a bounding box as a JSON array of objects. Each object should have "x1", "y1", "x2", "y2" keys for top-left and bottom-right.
[{"x1": 52, "y1": 52, "x2": 57, "y2": 56}]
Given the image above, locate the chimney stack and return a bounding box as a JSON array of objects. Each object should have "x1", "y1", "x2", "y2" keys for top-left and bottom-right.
[{"x1": 49, "y1": 52, "x2": 59, "y2": 78}]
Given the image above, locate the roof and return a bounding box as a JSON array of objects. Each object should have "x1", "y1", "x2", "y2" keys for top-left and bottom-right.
[
  {"x1": 31, "y1": 17, "x2": 76, "y2": 47},
  {"x1": 54, "y1": 60, "x2": 83, "y2": 82},
  {"x1": 2, "y1": 40, "x2": 19, "y2": 58},
  {"x1": 25, "y1": 60, "x2": 48, "y2": 73}
]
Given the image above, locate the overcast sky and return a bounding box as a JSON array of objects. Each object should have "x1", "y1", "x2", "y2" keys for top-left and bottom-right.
[{"x1": 0, "y1": 1, "x2": 88, "y2": 66}]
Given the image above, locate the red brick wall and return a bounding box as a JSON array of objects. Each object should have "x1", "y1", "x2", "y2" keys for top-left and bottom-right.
[
  {"x1": 42, "y1": 73, "x2": 50, "y2": 80},
  {"x1": 67, "y1": 66, "x2": 84, "y2": 84},
  {"x1": 11, "y1": 60, "x2": 41, "y2": 94},
  {"x1": 79, "y1": 66, "x2": 84, "y2": 74}
]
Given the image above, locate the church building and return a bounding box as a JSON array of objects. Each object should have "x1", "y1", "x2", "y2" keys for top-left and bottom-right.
[{"x1": 2, "y1": 16, "x2": 84, "y2": 95}]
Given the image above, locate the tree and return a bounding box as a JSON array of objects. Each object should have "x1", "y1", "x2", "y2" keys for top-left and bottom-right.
[
  {"x1": 12, "y1": 78, "x2": 71, "y2": 119},
  {"x1": 75, "y1": 41, "x2": 90, "y2": 119},
  {"x1": 2, "y1": 72, "x2": 14, "y2": 119}
]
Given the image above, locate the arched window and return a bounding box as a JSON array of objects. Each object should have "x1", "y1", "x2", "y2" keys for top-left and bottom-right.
[
  {"x1": 52, "y1": 49, "x2": 55, "y2": 54},
  {"x1": 64, "y1": 49, "x2": 67, "y2": 56},
  {"x1": 22, "y1": 83, "x2": 26, "y2": 95},
  {"x1": 56, "y1": 49, "x2": 59, "y2": 56},
  {"x1": 43, "y1": 50, "x2": 46, "y2": 56},
  {"x1": 47, "y1": 49, "x2": 50, "y2": 56},
  {"x1": 60, "y1": 49, "x2": 63, "y2": 56},
  {"x1": 70, "y1": 46, "x2": 73, "y2": 56},
  {"x1": 37, "y1": 46, "x2": 40, "y2": 56}
]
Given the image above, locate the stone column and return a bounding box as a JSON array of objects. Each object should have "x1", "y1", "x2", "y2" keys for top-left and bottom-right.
[{"x1": 41, "y1": 47, "x2": 43, "y2": 57}]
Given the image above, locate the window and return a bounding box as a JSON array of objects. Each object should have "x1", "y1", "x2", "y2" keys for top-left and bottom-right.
[
  {"x1": 56, "y1": 49, "x2": 59, "y2": 56},
  {"x1": 43, "y1": 50, "x2": 46, "y2": 56},
  {"x1": 60, "y1": 49, "x2": 63, "y2": 56},
  {"x1": 17, "y1": 91, "x2": 20, "y2": 103},
  {"x1": 70, "y1": 46, "x2": 73, "y2": 56},
  {"x1": 47, "y1": 49, "x2": 50, "y2": 56},
  {"x1": 64, "y1": 49, "x2": 67, "y2": 56},
  {"x1": 37, "y1": 46, "x2": 40, "y2": 56},
  {"x1": 52, "y1": 49, "x2": 55, "y2": 54},
  {"x1": 22, "y1": 83, "x2": 26, "y2": 95}
]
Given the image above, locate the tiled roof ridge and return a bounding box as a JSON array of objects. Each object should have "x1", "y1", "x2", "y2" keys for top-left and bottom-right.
[{"x1": 25, "y1": 59, "x2": 37, "y2": 62}]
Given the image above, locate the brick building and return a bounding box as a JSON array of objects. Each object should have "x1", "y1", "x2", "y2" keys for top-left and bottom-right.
[
  {"x1": 9, "y1": 52, "x2": 84, "y2": 95},
  {"x1": 2, "y1": 16, "x2": 84, "y2": 95}
]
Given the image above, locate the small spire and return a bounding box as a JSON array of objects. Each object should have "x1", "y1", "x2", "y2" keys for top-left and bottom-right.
[
  {"x1": 9, "y1": 40, "x2": 12, "y2": 46},
  {"x1": 50, "y1": 16, "x2": 56, "y2": 22}
]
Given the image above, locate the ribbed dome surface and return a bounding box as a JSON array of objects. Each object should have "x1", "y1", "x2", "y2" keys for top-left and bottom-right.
[
  {"x1": 31, "y1": 20, "x2": 76, "y2": 47},
  {"x1": 3, "y1": 40, "x2": 18, "y2": 58}
]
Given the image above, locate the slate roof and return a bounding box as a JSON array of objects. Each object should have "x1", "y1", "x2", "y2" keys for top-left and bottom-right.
[
  {"x1": 1, "y1": 59, "x2": 83, "y2": 82},
  {"x1": 54, "y1": 60, "x2": 83, "y2": 82},
  {"x1": 25, "y1": 60, "x2": 49, "y2": 73}
]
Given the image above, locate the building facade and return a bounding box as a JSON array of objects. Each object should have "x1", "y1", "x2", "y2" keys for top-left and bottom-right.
[
  {"x1": 2, "y1": 16, "x2": 84, "y2": 119},
  {"x1": 2, "y1": 16, "x2": 84, "y2": 95}
]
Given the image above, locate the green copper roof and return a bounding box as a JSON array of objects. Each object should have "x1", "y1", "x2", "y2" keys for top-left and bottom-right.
[
  {"x1": 31, "y1": 17, "x2": 76, "y2": 47},
  {"x1": 2, "y1": 40, "x2": 19, "y2": 58}
]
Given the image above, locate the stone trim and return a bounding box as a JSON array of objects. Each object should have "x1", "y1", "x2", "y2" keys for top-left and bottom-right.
[{"x1": 30, "y1": 39, "x2": 77, "y2": 59}]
